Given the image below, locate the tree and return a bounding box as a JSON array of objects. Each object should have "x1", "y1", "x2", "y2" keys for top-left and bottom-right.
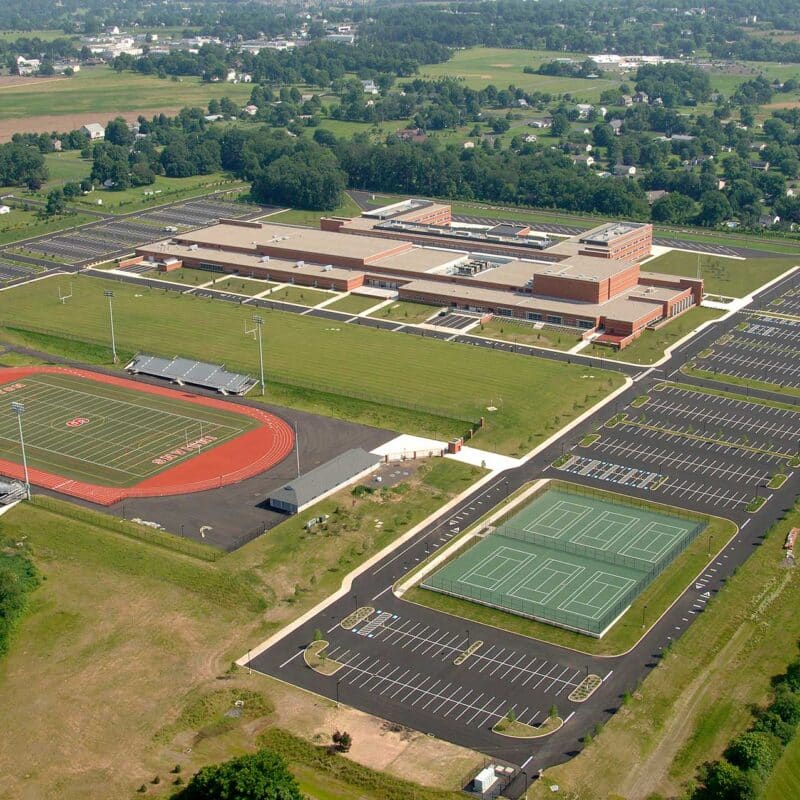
[
  {"x1": 692, "y1": 760, "x2": 759, "y2": 800},
  {"x1": 724, "y1": 731, "x2": 781, "y2": 778},
  {"x1": 550, "y1": 113, "x2": 569, "y2": 137},
  {"x1": 651, "y1": 192, "x2": 696, "y2": 224},
  {"x1": 175, "y1": 749, "x2": 301, "y2": 800},
  {"x1": 45, "y1": 188, "x2": 65, "y2": 216},
  {"x1": 332, "y1": 730, "x2": 352, "y2": 752},
  {"x1": 104, "y1": 117, "x2": 134, "y2": 147},
  {"x1": 696, "y1": 190, "x2": 732, "y2": 227}
]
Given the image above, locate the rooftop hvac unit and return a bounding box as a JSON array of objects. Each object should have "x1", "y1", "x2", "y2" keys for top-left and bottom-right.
[
  {"x1": 322, "y1": 264, "x2": 333, "y2": 272},
  {"x1": 189, "y1": 244, "x2": 198, "y2": 251},
  {"x1": 260, "y1": 255, "x2": 270, "y2": 263},
  {"x1": 296, "y1": 260, "x2": 304, "y2": 268}
]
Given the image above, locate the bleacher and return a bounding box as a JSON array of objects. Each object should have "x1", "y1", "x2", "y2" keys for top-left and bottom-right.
[
  {"x1": 0, "y1": 478, "x2": 27, "y2": 505},
  {"x1": 125, "y1": 354, "x2": 257, "y2": 395}
]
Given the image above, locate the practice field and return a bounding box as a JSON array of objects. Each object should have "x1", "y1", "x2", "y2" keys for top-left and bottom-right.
[
  {"x1": 0, "y1": 366, "x2": 294, "y2": 504},
  {"x1": 423, "y1": 487, "x2": 704, "y2": 636}
]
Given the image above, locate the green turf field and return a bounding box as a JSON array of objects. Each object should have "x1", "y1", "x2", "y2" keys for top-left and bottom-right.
[
  {"x1": 423, "y1": 487, "x2": 704, "y2": 635},
  {"x1": 0, "y1": 275, "x2": 623, "y2": 454},
  {"x1": 0, "y1": 371, "x2": 256, "y2": 486}
]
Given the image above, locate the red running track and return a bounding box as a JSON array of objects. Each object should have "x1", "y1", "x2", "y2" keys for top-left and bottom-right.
[{"x1": 0, "y1": 366, "x2": 294, "y2": 506}]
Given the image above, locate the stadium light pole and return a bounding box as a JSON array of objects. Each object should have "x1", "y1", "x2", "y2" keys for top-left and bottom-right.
[
  {"x1": 252, "y1": 314, "x2": 265, "y2": 395},
  {"x1": 10, "y1": 402, "x2": 30, "y2": 500},
  {"x1": 103, "y1": 290, "x2": 118, "y2": 363}
]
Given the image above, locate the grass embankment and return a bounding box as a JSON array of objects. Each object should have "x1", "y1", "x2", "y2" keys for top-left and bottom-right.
[
  {"x1": 764, "y1": 729, "x2": 800, "y2": 800},
  {"x1": 405, "y1": 482, "x2": 732, "y2": 657},
  {"x1": 0, "y1": 275, "x2": 623, "y2": 454},
  {"x1": 684, "y1": 364, "x2": 800, "y2": 399},
  {"x1": 268, "y1": 285, "x2": 333, "y2": 306},
  {"x1": 475, "y1": 318, "x2": 582, "y2": 351},
  {"x1": 0, "y1": 458, "x2": 483, "y2": 799},
  {"x1": 584, "y1": 306, "x2": 725, "y2": 365},
  {"x1": 644, "y1": 252, "x2": 798, "y2": 297},
  {"x1": 530, "y1": 501, "x2": 800, "y2": 800},
  {"x1": 0, "y1": 207, "x2": 96, "y2": 246}
]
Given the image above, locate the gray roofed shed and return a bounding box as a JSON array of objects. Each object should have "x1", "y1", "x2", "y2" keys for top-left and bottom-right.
[{"x1": 269, "y1": 448, "x2": 381, "y2": 514}]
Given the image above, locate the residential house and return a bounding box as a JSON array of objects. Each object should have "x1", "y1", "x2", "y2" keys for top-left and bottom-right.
[
  {"x1": 80, "y1": 123, "x2": 105, "y2": 140},
  {"x1": 621, "y1": 95, "x2": 633, "y2": 106},
  {"x1": 16, "y1": 56, "x2": 40, "y2": 75},
  {"x1": 361, "y1": 79, "x2": 379, "y2": 94},
  {"x1": 576, "y1": 103, "x2": 594, "y2": 119},
  {"x1": 646, "y1": 190, "x2": 668, "y2": 204},
  {"x1": 633, "y1": 91, "x2": 649, "y2": 104},
  {"x1": 614, "y1": 163, "x2": 637, "y2": 177},
  {"x1": 609, "y1": 119, "x2": 623, "y2": 135},
  {"x1": 571, "y1": 154, "x2": 595, "y2": 167}
]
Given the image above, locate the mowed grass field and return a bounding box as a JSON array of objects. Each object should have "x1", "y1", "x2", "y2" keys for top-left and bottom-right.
[
  {"x1": 415, "y1": 47, "x2": 621, "y2": 101},
  {"x1": 0, "y1": 67, "x2": 253, "y2": 120},
  {"x1": 0, "y1": 275, "x2": 624, "y2": 454},
  {"x1": 644, "y1": 251, "x2": 799, "y2": 297},
  {"x1": 0, "y1": 371, "x2": 256, "y2": 486}
]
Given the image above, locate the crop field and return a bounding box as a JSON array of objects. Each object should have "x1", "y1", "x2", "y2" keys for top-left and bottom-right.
[
  {"x1": 0, "y1": 275, "x2": 623, "y2": 453},
  {"x1": 0, "y1": 67, "x2": 253, "y2": 121}
]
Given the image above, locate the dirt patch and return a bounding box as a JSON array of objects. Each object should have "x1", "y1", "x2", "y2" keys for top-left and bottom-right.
[
  {"x1": 0, "y1": 108, "x2": 184, "y2": 142},
  {"x1": 0, "y1": 76, "x2": 66, "y2": 89},
  {"x1": 490, "y1": 63, "x2": 514, "y2": 68},
  {"x1": 262, "y1": 673, "x2": 481, "y2": 790}
]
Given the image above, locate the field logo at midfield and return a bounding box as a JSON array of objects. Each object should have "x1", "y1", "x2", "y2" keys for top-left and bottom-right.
[{"x1": 66, "y1": 417, "x2": 90, "y2": 428}]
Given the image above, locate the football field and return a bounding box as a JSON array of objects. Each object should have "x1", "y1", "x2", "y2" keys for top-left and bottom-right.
[
  {"x1": 0, "y1": 370, "x2": 257, "y2": 487},
  {"x1": 423, "y1": 487, "x2": 705, "y2": 636}
]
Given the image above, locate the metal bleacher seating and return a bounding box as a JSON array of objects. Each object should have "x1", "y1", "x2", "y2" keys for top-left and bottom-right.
[{"x1": 125, "y1": 354, "x2": 257, "y2": 395}]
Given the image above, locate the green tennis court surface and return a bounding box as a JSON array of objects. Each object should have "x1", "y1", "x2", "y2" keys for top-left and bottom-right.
[
  {"x1": 422, "y1": 487, "x2": 705, "y2": 636},
  {"x1": 0, "y1": 372, "x2": 256, "y2": 487}
]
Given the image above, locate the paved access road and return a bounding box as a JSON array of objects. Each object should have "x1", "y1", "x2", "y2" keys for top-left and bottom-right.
[{"x1": 249, "y1": 269, "x2": 800, "y2": 798}]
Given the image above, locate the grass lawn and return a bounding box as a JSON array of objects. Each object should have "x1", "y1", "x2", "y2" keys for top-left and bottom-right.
[
  {"x1": 0, "y1": 29, "x2": 71, "y2": 41},
  {"x1": 644, "y1": 251, "x2": 799, "y2": 297},
  {"x1": 0, "y1": 67, "x2": 253, "y2": 121},
  {"x1": 0, "y1": 275, "x2": 624, "y2": 454},
  {"x1": 268, "y1": 285, "x2": 334, "y2": 306},
  {"x1": 323, "y1": 293, "x2": 382, "y2": 314},
  {"x1": 476, "y1": 318, "x2": 582, "y2": 351},
  {"x1": 72, "y1": 175, "x2": 245, "y2": 214},
  {"x1": 143, "y1": 267, "x2": 219, "y2": 286},
  {"x1": 270, "y1": 194, "x2": 362, "y2": 228},
  {"x1": 764, "y1": 729, "x2": 800, "y2": 800},
  {"x1": 0, "y1": 207, "x2": 96, "y2": 245},
  {"x1": 685, "y1": 364, "x2": 800, "y2": 399},
  {"x1": 43, "y1": 150, "x2": 91, "y2": 185},
  {"x1": 404, "y1": 481, "x2": 733, "y2": 656},
  {"x1": 0, "y1": 457, "x2": 482, "y2": 799},
  {"x1": 584, "y1": 306, "x2": 726, "y2": 365},
  {"x1": 368, "y1": 300, "x2": 439, "y2": 324},
  {"x1": 212, "y1": 276, "x2": 276, "y2": 295},
  {"x1": 530, "y1": 498, "x2": 800, "y2": 800}
]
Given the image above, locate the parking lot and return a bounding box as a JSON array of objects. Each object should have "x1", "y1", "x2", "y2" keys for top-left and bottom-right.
[
  {"x1": 0, "y1": 259, "x2": 38, "y2": 281},
  {"x1": 270, "y1": 606, "x2": 590, "y2": 744},
  {"x1": 13, "y1": 197, "x2": 271, "y2": 267},
  {"x1": 561, "y1": 384, "x2": 798, "y2": 512},
  {"x1": 693, "y1": 313, "x2": 800, "y2": 390}
]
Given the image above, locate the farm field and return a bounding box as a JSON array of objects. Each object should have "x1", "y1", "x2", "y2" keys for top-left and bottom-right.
[
  {"x1": 415, "y1": 47, "x2": 620, "y2": 101},
  {"x1": 0, "y1": 275, "x2": 624, "y2": 454},
  {"x1": 0, "y1": 67, "x2": 253, "y2": 122}
]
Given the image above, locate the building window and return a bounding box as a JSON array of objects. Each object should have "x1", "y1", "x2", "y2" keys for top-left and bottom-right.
[
  {"x1": 546, "y1": 315, "x2": 562, "y2": 325},
  {"x1": 527, "y1": 312, "x2": 542, "y2": 321},
  {"x1": 496, "y1": 308, "x2": 512, "y2": 316},
  {"x1": 578, "y1": 320, "x2": 594, "y2": 329}
]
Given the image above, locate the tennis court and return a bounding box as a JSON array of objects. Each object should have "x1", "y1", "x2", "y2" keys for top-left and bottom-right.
[{"x1": 422, "y1": 487, "x2": 704, "y2": 636}]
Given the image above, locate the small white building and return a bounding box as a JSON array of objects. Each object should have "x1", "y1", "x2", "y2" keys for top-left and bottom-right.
[
  {"x1": 0, "y1": 205, "x2": 11, "y2": 215},
  {"x1": 361, "y1": 79, "x2": 379, "y2": 95},
  {"x1": 81, "y1": 123, "x2": 105, "y2": 140},
  {"x1": 16, "y1": 56, "x2": 40, "y2": 76}
]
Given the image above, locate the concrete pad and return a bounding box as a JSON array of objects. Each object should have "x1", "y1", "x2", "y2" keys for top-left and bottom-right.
[{"x1": 445, "y1": 446, "x2": 523, "y2": 471}]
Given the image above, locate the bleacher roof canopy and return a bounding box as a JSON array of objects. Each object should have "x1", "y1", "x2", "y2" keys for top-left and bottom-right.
[{"x1": 126, "y1": 354, "x2": 256, "y2": 395}]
